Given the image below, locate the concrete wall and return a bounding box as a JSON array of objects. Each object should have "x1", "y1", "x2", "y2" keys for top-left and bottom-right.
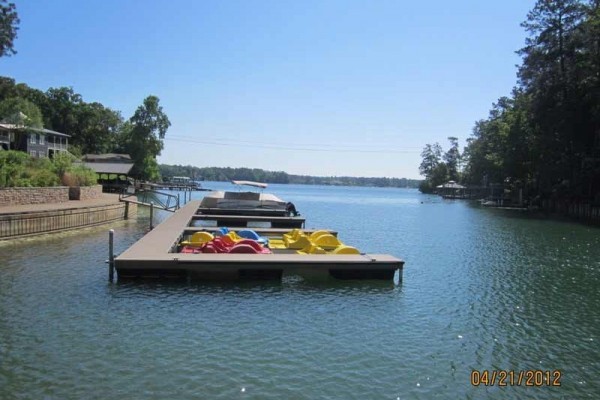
[
  {"x1": 0, "y1": 202, "x2": 137, "y2": 240},
  {"x1": 0, "y1": 185, "x2": 103, "y2": 205}
]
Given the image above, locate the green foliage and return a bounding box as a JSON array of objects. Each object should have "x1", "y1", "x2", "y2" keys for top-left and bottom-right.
[
  {"x1": 51, "y1": 152, "x2": 75, "y2": 178},
  {"x1": 0, "y1": 150, "x2": 98, "y2": 187},
  {"x1": 0, "y1": 0, "x2": 19, "y2": 57},
  {"x1": 419, "y1": 180, "x2": 433, "y2": 193},
  {"x1": 63, "y1": 165, "x2": 97, "y2": 186},
  {"x1": 444, "y1": 137, "x2": 461, "y2": 181},
  {"x1": 139, "y1": 155, "x2": 161, "y2": 182},
  {"x1": 418, "y1": 139, "x2": 457, "y2": 192},
  {"x1": 43, "y1": 86, "x2": 82, "y2": 136},
  {"x1": 27, "y1": 168, "x2": 60, "y2": 187},
  {"x1": 76, "y1": 102, "x2": 123, "y2": 154},
  {"x1": 462, "y1": 0, "x2": 600, "y2": 202},
  {"x1": 0, "y1": 79, "x2": 171, "y2": 183},
  {"x1": 122, "y1": 96, "x2": 171, "y2": 180},
  {"x1": 0, "y1": 97, "x2": 43, "y2": 128},
  {"x1": 419, "y1": 143, "x2": 442, "y2": 178},
  {"x1": 0, "y1": 150, "x2": 29, "y2": 186}
]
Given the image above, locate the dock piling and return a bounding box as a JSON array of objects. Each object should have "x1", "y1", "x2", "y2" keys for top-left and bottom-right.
[
  {"x1": 108, "y1": 229, "x2": 115, "y2": 282},
  {"x1": 150, "y1": 202, "x2": 154, "y2": 230}
]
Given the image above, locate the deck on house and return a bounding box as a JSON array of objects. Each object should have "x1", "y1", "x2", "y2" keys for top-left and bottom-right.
[{"x1": 115, "y1": 200, "x2": 403, "y2": 281}]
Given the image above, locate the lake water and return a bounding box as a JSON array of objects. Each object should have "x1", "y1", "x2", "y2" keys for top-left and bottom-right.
[{"x1": 1, "y1": 182, "x2": 599, "y2": 399}]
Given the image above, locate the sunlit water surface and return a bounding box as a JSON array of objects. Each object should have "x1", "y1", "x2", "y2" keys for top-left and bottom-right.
[{"x1": 1, "y1": 182, "x2": 599, "y2": 399}]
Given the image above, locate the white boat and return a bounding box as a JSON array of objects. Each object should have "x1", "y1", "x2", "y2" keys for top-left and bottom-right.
[{"x1": 199, "y1": 181, "x2": 298, "y2": 216}]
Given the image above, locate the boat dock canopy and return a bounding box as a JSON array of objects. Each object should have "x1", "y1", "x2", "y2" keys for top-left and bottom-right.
[{"x1": 232, "y1": 180, "x2": 268, "y2": 189}]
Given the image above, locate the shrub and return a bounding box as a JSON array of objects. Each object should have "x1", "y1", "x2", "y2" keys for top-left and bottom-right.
[
  {"x1": 0, "y1": 150, "x2": 97, "y2": 188},
  {"x1": 51, "y1": 152, "x2": 76, "y2": 178},
  {"x1": 62, "y1": 165, "x2": 98, "y2": 186},
  {"x1": 0, "y1": 150, "x2": 30, "y2": 187},
  {"x1": 29, "y1": 168, "x2": 60, "y2": 187}
]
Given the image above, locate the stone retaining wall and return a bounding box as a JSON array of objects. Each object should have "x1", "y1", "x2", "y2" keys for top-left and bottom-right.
[
  {"x1": 0, "y1": 185, "x2": 103, "y2": 205},
  {"x1": 68, "y1": 185, "x2": 102, "y2": 200},
  {"x1": 79, "y1": 185, "x2": 103, "y2": 200},
  {"x1": 0, "y1": 186, "x2": 69, "y2": 205}
]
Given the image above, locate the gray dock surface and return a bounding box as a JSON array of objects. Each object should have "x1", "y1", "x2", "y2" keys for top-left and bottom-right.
[{"x1": 115, "y1": 200, "x2": 403, "y2": 281}]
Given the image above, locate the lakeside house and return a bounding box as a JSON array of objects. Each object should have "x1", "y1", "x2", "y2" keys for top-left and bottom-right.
[{"x1": 0, "y1": 121, "x2": 70, "y2": 159}]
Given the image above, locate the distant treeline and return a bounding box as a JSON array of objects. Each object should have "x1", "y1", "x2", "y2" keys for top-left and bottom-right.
[{"x1": 159, "y1": 164, "x2": 421, "y2": 188}]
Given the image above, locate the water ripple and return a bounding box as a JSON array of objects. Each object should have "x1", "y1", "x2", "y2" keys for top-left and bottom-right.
[{"x1": 1, "y1": 187, "x2": 599, "y2": 399}]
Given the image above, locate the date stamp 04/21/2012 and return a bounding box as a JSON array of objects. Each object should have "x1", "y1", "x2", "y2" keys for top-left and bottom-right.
[{"x1": 471, "y1": 370, "x2": 562, "y2": 387}]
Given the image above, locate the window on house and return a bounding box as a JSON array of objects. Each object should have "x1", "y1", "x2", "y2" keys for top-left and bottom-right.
[
  {"x1": 36, "y1": 134, "x2": 40, "y2": 144},
  {"x1": 40, "y1": 134, "x2": 45, "y2": 145},
  {"x1": 29, "y1": 150, "x2": 36, "y2": 157},
  {"x1": 30, "y1": 134, "x2": 35, "y2": 144}
]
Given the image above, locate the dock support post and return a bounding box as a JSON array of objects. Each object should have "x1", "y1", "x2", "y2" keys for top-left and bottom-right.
[
  {"x1": 108, "y1": 229, "x2": 115, "y2": 282},
  {"x1": 150, "y1": 202, "x2": 154, "y2": 230},
  {"x1": 124, "y1": 201, "x2": 129, "y2": 220}
]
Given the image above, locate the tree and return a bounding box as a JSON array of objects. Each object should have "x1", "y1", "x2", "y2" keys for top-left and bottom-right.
[
  {"x1": 0, "y1": 0, "x2": 19, "y2": 57},
  {"x1": 443, "y1": 137, "x2": 461, "y2": 181},
  {"x1": 462, "y1": 0, "x2": 600, "y2": 204},
  {"x1": 44, "y1": 87, "x2": 83, "y2": 136},
  {"x1": 121, "y1": 96, "x2": 171, "y2": 180},
  {"x1": 76, "y1": 102, "x2": 123, "y2": 154},
  {"x1": 419, "y1": 142, "x2": 451, "y2": 193},
  {"x1": 419, "y1": 143, "x2": 442, "y2": 178},
  {"x1": 0, "y1": 97, "x2": 43, "y2": 128},
  {"x1": 517, "y1": 0, "x2": 587, "y2": 190}
]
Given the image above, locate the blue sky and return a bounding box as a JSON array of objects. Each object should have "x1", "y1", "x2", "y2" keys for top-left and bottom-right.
[{"x1": 1, "y1": 0, "x2": 533, "y2": 179}]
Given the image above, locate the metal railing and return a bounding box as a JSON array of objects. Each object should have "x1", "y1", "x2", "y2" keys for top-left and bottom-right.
[{"x1": 119, "y1": 188, "x2": 180, "y2": 212}]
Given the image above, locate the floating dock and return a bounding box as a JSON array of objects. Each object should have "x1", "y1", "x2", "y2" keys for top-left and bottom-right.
[{"x1": 114, "y1": 200, "x2": 403, "y2": 281}]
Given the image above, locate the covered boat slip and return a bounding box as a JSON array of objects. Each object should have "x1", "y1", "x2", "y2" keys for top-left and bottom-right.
[{"x1": 114, "y1": 200, "x2": 404, "y2": 281}]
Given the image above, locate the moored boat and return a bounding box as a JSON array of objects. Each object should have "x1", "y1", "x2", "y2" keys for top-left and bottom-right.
[{"x1": 199, "y1": 180, "x2": 299, "y2": 216}]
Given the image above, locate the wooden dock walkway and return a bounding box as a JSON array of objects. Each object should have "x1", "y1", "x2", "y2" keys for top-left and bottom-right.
[{"x1": 114, "y1": 200, "x2": 403, "y2": 281}]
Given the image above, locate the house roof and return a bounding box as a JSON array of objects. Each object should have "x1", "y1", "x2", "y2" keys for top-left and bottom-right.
[
  {"x1": 0, "y1": 123, "x2": 70, "y2": 137},
  {"x1": 83, "y1": 153, "x2": 132, "y2": 162},
  {"x1": 82, "y1": 161, "x2": 134, "y2": 175}
]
